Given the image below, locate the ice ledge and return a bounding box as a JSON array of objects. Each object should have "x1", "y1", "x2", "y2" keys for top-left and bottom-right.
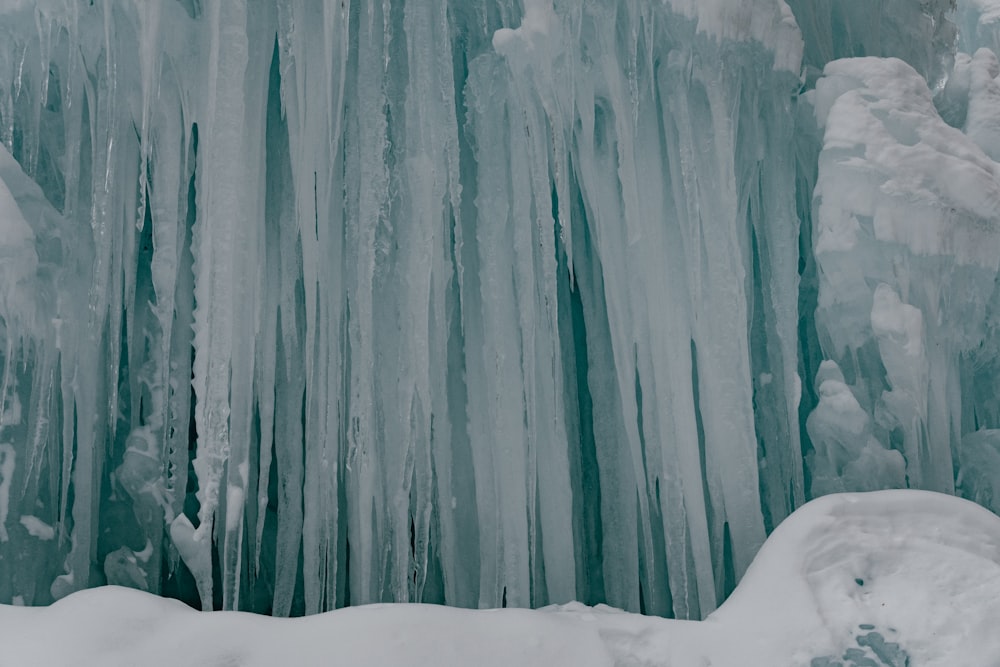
[{"x1": 2, "y1": 490, "x2": 997, "y2": 666}]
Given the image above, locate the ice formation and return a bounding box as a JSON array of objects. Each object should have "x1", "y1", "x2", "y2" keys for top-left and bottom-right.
[{"x1": 0, "y1": 0, "x2": 998, "y2": 630}]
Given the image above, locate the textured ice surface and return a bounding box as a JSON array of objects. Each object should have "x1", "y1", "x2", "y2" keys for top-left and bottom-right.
[
  {"x1": 809, "y1": 53, "x2": 1000, "y2": 496},
  {"x1": 3, "y1": 490, "x2": 1000, "y2": 666},
  {"x1": 0, "y1": 0, "x2": 998, "y2": 638}
]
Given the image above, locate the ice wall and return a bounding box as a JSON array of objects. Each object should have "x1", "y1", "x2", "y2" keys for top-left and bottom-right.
[{"x1": 0, "y1": 0, "x2": 995, "y2": 622}]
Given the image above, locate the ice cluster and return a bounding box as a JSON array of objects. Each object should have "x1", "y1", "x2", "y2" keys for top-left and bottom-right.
[{"x1": 0, "y1": 0, "x2": 998, "y2": 627}]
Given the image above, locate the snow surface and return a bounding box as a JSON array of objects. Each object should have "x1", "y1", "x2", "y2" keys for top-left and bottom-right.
[{"x1": 2, "y1": 490, "x2": 998, "y2": 666}]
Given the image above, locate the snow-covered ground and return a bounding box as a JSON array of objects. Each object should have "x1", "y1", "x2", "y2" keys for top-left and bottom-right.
[{"x1": 2, "y1": 489, "x2": 997, "y2": 667}]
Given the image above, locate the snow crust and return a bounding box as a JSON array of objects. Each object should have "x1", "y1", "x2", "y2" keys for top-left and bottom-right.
[{"x1": 2, "y1": 490, "x2": 998, "y2": 666}]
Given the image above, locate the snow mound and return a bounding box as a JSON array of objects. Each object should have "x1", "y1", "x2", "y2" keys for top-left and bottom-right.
[
  {"x1": 1, "y1": 490, "x2": 997, "y2": 666},
  {"x1": 715, "y1": 490, "x2": 1000, "y2": 665}
]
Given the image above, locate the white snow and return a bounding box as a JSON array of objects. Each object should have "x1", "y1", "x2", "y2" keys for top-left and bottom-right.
[
  {"x1": 2, "y1": 490, "x2": 998, "y2": 666},
  {"x1": 17, "y1": 514, "x2": 54, "y2": 541}
]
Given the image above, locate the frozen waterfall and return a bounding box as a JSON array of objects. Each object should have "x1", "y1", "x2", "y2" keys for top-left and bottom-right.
[{"x1": 0, "y1": 0, "x2": 999, "y2": 622}]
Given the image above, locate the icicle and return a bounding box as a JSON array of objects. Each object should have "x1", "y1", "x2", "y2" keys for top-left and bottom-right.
[
  {"x1": 188, "y1": 0, "x2": 252, "y2": 609},
  {"x1": 134, "y1": 0, "x2": 163, "y2": 234}
]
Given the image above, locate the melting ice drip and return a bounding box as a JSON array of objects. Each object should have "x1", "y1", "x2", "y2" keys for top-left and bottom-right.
[{"x1": 0, "y1": 0, "x2": 998, "y2": 621}]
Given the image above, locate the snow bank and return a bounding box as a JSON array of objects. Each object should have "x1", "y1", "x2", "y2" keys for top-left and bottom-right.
[{"x1": 2, "y1": 490, "x2": 998, "y2": 666}]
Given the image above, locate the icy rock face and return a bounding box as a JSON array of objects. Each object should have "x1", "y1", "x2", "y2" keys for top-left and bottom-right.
[{"x1": 470, "y1": 0, "x2": 809, "y2": 618}]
